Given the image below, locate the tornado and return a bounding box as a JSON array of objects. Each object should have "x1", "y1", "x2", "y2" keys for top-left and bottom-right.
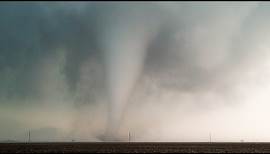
[
  {"x1": 98, "y1": 4, "x2": 162, "y2": 140},
  {"x1": 103, "y1": 32, "x2": 147, "y2": 140}
]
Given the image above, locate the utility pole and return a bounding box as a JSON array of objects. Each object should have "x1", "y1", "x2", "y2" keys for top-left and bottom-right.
[
  {"x1": 128, "y1": 131, "x2": 131, "y2": 142},
  {"x1": 28, "y1": 130, "x2": 31, "y2": 143},
  {"x1": 209, "y1": 133, "x2": 212, "y2": 143}
]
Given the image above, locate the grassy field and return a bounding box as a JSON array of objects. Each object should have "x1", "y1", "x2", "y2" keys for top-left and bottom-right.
[{"x1": 1, "y1": 142, "x2": 270, "y2": 153}]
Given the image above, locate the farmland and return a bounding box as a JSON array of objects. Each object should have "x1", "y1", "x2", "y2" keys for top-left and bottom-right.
[{"x1": 1, "y1": 142, "x2": 270, "y2": 153}]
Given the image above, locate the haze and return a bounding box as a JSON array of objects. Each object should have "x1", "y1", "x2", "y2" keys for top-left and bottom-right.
[{"x1": 1, "y1": 2, "x2": 270, "y2": 142}]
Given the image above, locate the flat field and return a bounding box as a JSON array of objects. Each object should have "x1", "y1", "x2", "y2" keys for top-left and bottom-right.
[{"x1": 1, "y1": 142, "x2": 270, "y2": 153}]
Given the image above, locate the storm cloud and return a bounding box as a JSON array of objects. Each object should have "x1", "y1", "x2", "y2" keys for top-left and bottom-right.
[{"x1": 1, "y1": 2, "x2": 270, "y2": 142}]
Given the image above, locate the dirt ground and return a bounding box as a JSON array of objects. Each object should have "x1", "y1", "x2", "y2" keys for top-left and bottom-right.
[{"x1": 1, "y1": 142, "x2": 270, "y2": 153}]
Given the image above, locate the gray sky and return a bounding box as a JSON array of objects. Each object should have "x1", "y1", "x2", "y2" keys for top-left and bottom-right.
[{"x1": 1, "y1": 2, "x2": 270, "y2": 142}]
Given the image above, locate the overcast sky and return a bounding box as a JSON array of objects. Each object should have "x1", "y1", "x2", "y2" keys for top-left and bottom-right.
[{"x1": 1, "y1": 2, "x2": 270, "y2": 142}]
